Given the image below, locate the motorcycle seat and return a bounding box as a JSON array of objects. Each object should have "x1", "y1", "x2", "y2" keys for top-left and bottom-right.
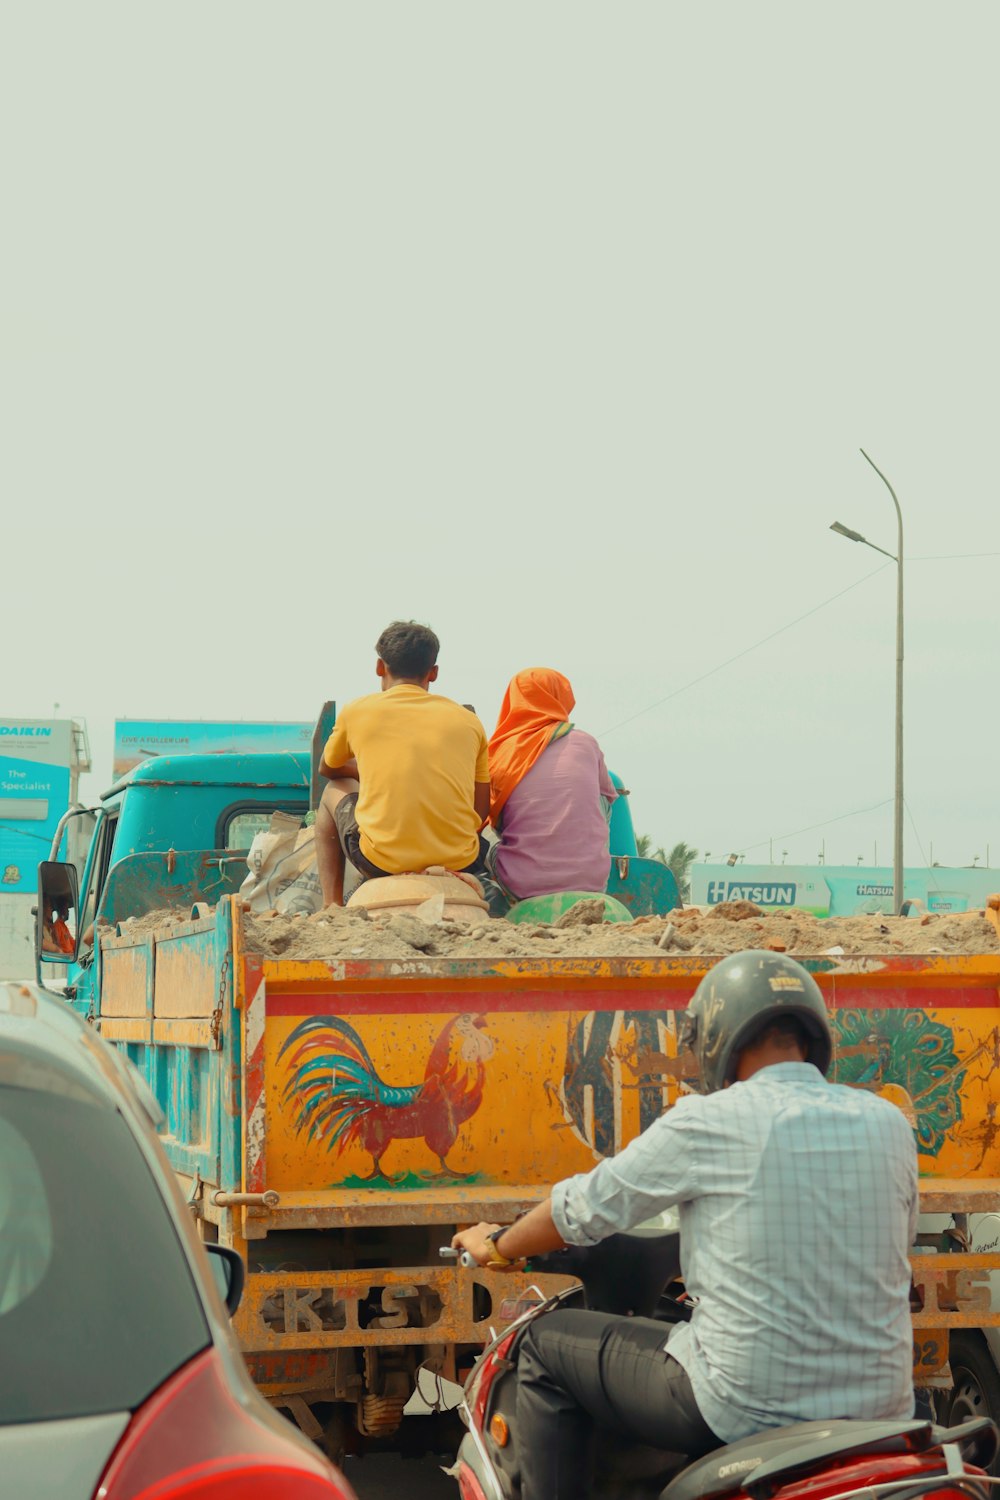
[{"x1": 659, "y1": 1419, "x2": 937, "y2": 1500}]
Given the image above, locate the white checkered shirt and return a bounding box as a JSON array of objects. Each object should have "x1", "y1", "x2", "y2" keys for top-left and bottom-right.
[{"x1": 551, "y1": 1062, "x2": 919, "y2": 1443}]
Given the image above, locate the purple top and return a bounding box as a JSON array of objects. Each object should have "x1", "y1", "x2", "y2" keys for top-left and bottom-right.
[{"x1": 494, "y1": 729, "x2": 618, "y2": 901}]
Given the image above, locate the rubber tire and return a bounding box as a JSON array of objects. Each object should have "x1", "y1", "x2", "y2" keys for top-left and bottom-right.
[
  {"x1": 320, "y1": 1405, "x2": 353, "y2": 1468},
  {"x1": 936, "y1": 1331, "x2": 1000, "y2": 1475}
]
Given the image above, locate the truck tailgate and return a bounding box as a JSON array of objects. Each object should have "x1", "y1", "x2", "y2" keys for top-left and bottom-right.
[{"x1": 234, "y1": 930, "x2": 1000, "y2": 1235}]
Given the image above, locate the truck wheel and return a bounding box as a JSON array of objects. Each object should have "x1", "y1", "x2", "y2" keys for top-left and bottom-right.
[
  {"x1": 937, "y1": 1332, "x2": 1000, "y2": 1474},
  {"x1": 320, "y1": 1405, "x2": 353, "y2": 1468}
]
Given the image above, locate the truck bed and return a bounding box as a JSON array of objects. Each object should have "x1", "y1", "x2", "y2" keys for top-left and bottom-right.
[
  {"x1": 99, "y1": 896, "x2": 1000, "y2": 1226},
  {"x1": 96, "y1": 896, "x2": 1000, "y2": 1395}
]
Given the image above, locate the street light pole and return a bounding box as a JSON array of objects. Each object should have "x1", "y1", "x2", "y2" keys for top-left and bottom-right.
[{"x1": 830, "y1": 449, "x2": 905, "y2": 913}]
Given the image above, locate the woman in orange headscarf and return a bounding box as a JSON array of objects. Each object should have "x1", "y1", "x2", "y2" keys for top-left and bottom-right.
[{"x1": 487, "y1": 668, "x2": 617, "y2": 902}]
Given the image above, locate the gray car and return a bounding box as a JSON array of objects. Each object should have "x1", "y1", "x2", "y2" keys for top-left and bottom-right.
[{"x1": 0, "y1": 980, "x2": 356, "y2": 1500}]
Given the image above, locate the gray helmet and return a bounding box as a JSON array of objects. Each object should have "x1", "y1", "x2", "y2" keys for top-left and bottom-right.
[{"x1": 681, "y1": 950, "x2": 832, "y2": 1094}]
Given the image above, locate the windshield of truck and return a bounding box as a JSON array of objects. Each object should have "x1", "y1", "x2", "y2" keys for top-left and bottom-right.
[
  {"x1": 222, "y1": 803, "x2": 311, "y2": 850},
  {"x1": 0, "y1": 1063, "x2": 209, "y2": 1423}
]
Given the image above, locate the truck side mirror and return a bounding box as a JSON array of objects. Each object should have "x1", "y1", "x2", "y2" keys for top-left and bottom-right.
[{"x1": 36, "y1": 860, "x2": 81, "y2": 966}]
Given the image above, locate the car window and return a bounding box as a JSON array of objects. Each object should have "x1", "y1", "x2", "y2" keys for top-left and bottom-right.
[
  {"x1": 0, "y1": 1073, "x2": 209, "y2": 1423},
  {"x1": 0, "y1": 1118, "x2": 52, "y2": 1315}
]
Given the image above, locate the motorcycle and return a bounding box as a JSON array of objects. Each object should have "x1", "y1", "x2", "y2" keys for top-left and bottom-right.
[{"x1": 440, "y1": 1231, "x2": 999, "y2": 1500}]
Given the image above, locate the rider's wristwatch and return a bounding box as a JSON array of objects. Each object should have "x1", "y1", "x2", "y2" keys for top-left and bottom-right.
[{"x1": 484, "y1": 1227, "x2": 516, "y2": 1267}]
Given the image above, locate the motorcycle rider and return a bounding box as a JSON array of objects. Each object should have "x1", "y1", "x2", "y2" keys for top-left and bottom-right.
[{"x1": 453, "y1": 951, "x2": 919, "y2": 1500}]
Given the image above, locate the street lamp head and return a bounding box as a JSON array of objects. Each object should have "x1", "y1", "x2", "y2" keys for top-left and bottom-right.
[{"x1": 830, "y1": 521, "x2": 867, "y2": 544}]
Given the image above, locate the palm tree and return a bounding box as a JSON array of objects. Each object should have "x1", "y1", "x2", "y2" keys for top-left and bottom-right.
[
  {"x1": 636, "y1": 836, "x2": 700, "y2": 901},
  {"x1": 663, "y1": 841, "x2": 700, "y2": 902}
]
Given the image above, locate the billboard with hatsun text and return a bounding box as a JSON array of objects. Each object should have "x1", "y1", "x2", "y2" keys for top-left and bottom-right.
[{"x1": 691, "y1": 863, "x2": 1000, "y2": 917}]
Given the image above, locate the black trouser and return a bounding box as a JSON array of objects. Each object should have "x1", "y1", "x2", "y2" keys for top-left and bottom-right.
[{"x1": 516, "y1": 1310, "x2": 719, "y2": 1500}]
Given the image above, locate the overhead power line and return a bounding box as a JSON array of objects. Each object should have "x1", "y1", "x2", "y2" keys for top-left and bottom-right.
[
  {"x1": 599, "y1": 562, "x2": 891, "y2": 740},
  {"x1": 910, "y1": 551, "x2": 1000, "y2": 560},
  {"x1": 733, "y1": 797, "x2": 895, "y2": 859},
  {"x1": 0, "y1": 824, "x2": 55, "y2": 846}
]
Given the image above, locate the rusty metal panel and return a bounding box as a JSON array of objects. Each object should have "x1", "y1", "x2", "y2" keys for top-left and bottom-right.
[
  {"x1": 918, "y1": 1180, "x2": 1000, "y2": 1213},
  {"x1": 234, "y1": 1266, "x2": 575, "y2": 1354},
  {"x1": 241, "y1": 1182, "x2": 1000, "y2": 1237},
  {"x1": 99, "y1": 848, "x2": 247, "y2": 927},
  {"x1": 154, "y1": 919, "x2": 219, "y2": 1017},
  {"x1": 245, "y1": 1187, "x2": 564, "y2": 1232},
  {"x1": 909, "y1": 1250, "x2": 1000, "y2": 1382},
  {"x1": 101, "y1": 940, "x2": 151, "y2": 1019},
  {"x1": 911, "y1": 1251, "x2": 997, "y2": 1325},
  {"x1": 230, "y1": 1251, "x2": 1000, "y2": 1381}
]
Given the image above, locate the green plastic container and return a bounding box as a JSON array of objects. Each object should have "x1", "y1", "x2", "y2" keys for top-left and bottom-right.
[{"x1": 504, "y1": 891, "x2": 634, "y2": 926}]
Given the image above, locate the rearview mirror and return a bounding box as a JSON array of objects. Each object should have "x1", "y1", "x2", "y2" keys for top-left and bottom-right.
[
  {"x1": 36, "y1": 861, "x2": 80, "y2": 966},
  {"x1": 205, "y1": 1243, "x2": 245, "y2": 1317}
]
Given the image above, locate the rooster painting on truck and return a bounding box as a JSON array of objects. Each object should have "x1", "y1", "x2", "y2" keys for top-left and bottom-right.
[{"x1": 279, "y1": 1012, "x2": 493, "y2": 1183}]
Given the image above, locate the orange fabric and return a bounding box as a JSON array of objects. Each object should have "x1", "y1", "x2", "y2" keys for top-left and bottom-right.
[
  {"x1": 487, "y1": 668, "x2": 575, "y2": 825},
  {"x1": 52, "y1": 918, "x2": 75, "y2": 955}
]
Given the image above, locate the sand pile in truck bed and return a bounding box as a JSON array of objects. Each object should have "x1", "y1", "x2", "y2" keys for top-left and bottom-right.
[{"x1": 228, "y1": 899, "x2": 1000, "y2": 963}]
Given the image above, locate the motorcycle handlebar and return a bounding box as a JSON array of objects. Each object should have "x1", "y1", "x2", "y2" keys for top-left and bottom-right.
[{"x1": 439, "y1": 1246, "x2": 477, "y2": 1268}]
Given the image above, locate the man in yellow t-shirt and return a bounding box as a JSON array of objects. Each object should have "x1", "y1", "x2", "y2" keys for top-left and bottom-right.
[{"x1": 315, "y1": 620, "x2": 491, "y2": 906}]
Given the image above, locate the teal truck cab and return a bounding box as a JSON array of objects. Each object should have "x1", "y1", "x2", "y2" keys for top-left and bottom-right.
[{"x1": 50, "y1": 748, "x2": 315, "y2": 1014}]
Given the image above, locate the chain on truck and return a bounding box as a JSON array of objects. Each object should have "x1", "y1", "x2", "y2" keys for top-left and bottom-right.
[{"x1": 33, "y1": 706, "x2": 1000, "y2": 1458}]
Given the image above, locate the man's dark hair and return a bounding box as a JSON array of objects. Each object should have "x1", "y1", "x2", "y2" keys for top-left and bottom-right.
[
  {"x1": 375, "y1": 620, "x2": 440, "y2": 679},
  {"x1": 750, "y1": 1016, "x2": 812, "y2": 1055}
]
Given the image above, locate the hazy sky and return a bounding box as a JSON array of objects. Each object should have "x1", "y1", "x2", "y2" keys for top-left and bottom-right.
[{"x1": 4, "y1": 4, "x2": 997, "y2": 870}]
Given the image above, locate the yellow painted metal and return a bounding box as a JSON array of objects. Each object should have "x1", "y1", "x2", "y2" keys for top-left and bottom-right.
[
  {"x1": 257, "y1": 950, "x2": 1000, "y2": 989},
  {"x1": 262, "y1": 996, "x2": 1000, "y2": 1195},
  {"x1": 100, "y1": 1017, "x2": 151, "y2": 1044},
  {"x1": 154, "y1": 928, "x2": 218, "y2": 1017},
  {"x1": 152, "y1": 1018, "x2": 216, "y2": 1048},
  {"x1": 266, "y1": 1006, "x2": 629, "y2": 1193},
  {"x1": 100, "y1": 941, "x2": 151, "y2": 1017}
]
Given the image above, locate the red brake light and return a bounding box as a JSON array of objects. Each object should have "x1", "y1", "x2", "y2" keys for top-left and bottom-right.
[
  {"x1": 469, "y1": 1331, "x2": 517, "y2": 1431},
  {"x1": 457, "y1": 1463, "x2": 491, "y2": 1500},
  {"x1": 96, "y1": 1347, "x2": 352, "y2": 1500},
  {"x1": 768, "y1": 1453, "x2": 984, "y2": 1500},
  {"x1": 124, "y1": 1472, "x2": 345, "y2": 1500}
]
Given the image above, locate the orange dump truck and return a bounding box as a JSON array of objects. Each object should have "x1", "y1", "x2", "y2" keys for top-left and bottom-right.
[{"x1": 86, "y1": 892, "x2": 1000, "y2": 1454}]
